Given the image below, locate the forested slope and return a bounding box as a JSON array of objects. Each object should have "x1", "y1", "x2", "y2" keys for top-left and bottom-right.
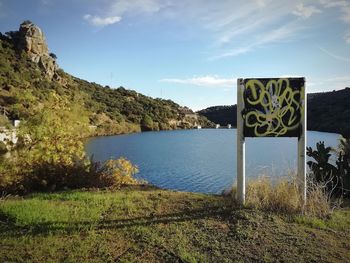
[{"x1": 0, "y1": 21, "x2": 212, "y2": 136}]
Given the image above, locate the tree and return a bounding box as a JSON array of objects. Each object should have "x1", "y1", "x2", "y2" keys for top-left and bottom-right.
[
  {"x1": 0, "y1": 92, "x2": 91, "y2": 192},
  {"x1": 4, "y1": 31, "x2": 19, "y2": 40},
  {"x1": 49, "y1": 52, "x2": 57, "y2": 60},
  {"x1": 18, "y1": 92, "x2": 90, "y2": 167},
  {"x1": 21, "y1": 20, "x2": 33, "y2": 25},
  {"x1": 141, "y1": 114, "x2": 153, "y2": 131}
]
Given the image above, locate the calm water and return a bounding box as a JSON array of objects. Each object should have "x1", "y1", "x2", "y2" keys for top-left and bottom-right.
[{"x1": 85, "y1": 129, "x2": 340, "y2": 194}]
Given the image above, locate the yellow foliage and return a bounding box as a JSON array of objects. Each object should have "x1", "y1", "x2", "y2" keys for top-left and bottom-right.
[
  {"x1": 97, "y1": 158, "x2": 140, "y2": 188},
  {"x1": 18, "y1": 92, "x2": 89, "y2": 167}
]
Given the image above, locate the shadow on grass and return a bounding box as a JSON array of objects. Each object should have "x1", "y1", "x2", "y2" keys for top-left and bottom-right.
[
  {"x1": 25, "y1": 185, "x2": 168, "y2": 199},
  {"x1": 0, "y1": 205, "x2": 236, "y2": 237}
]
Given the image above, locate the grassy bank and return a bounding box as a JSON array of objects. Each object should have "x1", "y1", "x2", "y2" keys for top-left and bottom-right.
[{"x1": 0, "y1": 186, "x2": 350, "y2": 262}]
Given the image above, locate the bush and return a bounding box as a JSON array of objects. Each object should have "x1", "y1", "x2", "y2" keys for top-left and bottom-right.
[
  {"x1": 305, "y1": 179, "x2": 332, "y2": 218},
  {"x1": 307, "y1": 138, "x2": 350, "y2": 197},
  {"x1": 230, "y1": 174, "x2": 332, "y2": 217},
  {"x1": 85, "y1": 158, "x2": 139, "y2": 188},
  {"x1": 0, "y1": 155, "x2": 141, "y2": 194},
  {"x1": 245, "y1": 177, "x2": 302, "y2": 214},
  {"x1": 141, "y1": 114, "x2": 154, "y2": 131}
]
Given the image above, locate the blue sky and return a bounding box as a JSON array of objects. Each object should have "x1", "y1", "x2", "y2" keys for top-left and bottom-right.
[{"x1": 0, "y1": 0, "x2": 349, "y2": 110}]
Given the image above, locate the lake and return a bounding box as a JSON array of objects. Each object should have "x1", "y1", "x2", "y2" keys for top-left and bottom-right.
[{"x1": 85, "y1": 129, "x2": 340, "y2": 194}]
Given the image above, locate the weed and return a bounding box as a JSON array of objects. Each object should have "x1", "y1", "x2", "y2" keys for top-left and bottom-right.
[{"x1": 230, "y1": 173, "x2": 334, "y2": 217}]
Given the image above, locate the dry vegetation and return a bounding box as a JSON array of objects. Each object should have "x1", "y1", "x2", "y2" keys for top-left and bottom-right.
[{"x1": 241, "y1": 175, "x2": 333, "y2": 217}]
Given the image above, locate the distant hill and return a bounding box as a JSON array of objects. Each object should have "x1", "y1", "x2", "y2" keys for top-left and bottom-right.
[
  {"x1": 307, "y1": 88, "x2": 350, "y2": 137},
  {"x1": 197, "y1": 105, "x2": 237, "y2": 126},
  {"x1": 198, "y1": 88, "x2": 350, "y2": 137},
  {"x1": 0, "y1": 21, "x2": 212, "y2": 135}
]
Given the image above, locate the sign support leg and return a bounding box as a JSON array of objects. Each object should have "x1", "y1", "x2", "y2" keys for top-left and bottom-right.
[
  {"x1": 237, "y1": 79, "x2": 245, "y2": 205},
  {"x1": 298, "y1": 82, "x2": 307, "y2": 202}
]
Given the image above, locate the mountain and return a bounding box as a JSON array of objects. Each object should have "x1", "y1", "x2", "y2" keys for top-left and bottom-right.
[
  {"x1": 197, "y1": 106, "x2": 237, "y2": 128},
  {"x1": 198, "y1": 88, "x2": 350, "y2": 137},
  {"x1": 0, "y1": 21, "x2": 212, "y2": 135},
  {"x1": 307, "y1": 88, "x2": 350, "y2": 137},
  {"x1": 197, "y1": 105, "x2": 237, "y2": 127}
]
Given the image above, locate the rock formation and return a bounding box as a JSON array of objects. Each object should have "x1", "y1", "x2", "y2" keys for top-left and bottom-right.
[{"x1": 17, "y1": 21, "x2": 59, "y2": 80}]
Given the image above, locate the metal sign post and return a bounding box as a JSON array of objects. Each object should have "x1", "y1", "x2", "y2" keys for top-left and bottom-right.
[
  {"x1": 237, "y1": 79, "x2": 245, "y2": 205},
  {"x1": 298, "y1": 89, "x2": 307, "y2": 201},
  {"x1": 236, "y1": 78, "x2": 306, "y2": 205}
]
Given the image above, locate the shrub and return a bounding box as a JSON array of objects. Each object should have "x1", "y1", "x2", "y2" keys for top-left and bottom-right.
[
  {"x1": 245, "y1": 176, "x2": 302, "y2": 214},
  {"x1": 230, "y1": 174, "x2": 332, "y2": 217},
  {"x1": 304, "y1": 179, "x2": 333, "y2": 218},
  {"x1": 0, "y1": 155, "x2": 141, "y2": 194},
  {"x1": 141, "y1": 114, "x2": 154, "y2": 131},
  {"x1": 307, "y1": 138, "x2": 350, "y2": 197},
  {"x1": 85, "y1": 158, "x2": 139, "y2": 189}
]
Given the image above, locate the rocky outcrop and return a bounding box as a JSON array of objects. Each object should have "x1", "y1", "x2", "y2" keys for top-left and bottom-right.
[{"x1": 17, "y1": 21, "x2": 59, "y2": 80}]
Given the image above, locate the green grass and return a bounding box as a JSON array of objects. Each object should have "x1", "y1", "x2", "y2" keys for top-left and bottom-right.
[{"x1": 0, "y1": 186, "x2": 349, "y2": 262}]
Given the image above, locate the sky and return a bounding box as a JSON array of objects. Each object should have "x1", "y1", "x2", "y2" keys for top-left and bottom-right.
[{"x1": 0, "y1": 0, "x2": 349, "y2": 110}]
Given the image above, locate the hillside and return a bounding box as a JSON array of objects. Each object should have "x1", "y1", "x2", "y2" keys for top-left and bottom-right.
[
  {"x1": 307, "y1": 88, "x2": 350, "y2": 137},
  {"x1": 0, "y1": 21, "x2": 212, "y2": 136},
  {"x1": 198, "y1": 88, "x2": 350, "y2": 136},
  {"x1": 197, "y1": 105, "x2": 237, "y2": 126}
]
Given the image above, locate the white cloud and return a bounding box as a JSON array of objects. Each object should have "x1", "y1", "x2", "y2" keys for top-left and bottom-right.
[
  {"x1": 84, "y1": 0, "x2": 166, "y2": 27},
  {"x1": 202, "y1": 1, "x2": 296, "y2": 45},
  {"x1": 210, "y1": 46, "x2": 253, "y2": 60},
  {"x1": 160, "y1": 75, "x2": 235, "y2": 87},
  {"x1": 256, "y1": 0, "x2": 268, "y2": 8},
  {"x1": 346, "y1": 35, "x2": 350, "y2": 44},
  {"x1": 319, "y1": 0, "x2": 350, "y2": 23},
  {"x1": 319, "y1": 0, "x2": 348, "y2": 8},
  {"x1": 308, "y1": 75, "x2": 350, "y2": 92},
  {"x1": 319, "y1": 0, "x2": 350, "y2": 45},
  {"x1": 342, "y1": 6, "x2": 350, "y2": 22},
  {"x1": 319, "y1": 47, "x2": 350, "y2": 63},
  {"x1": 83, "y1": 14, "x2": 121, "y2": 27},
  {"x1": 193, "y1": 1, "x2": 320, "y2": 59},
  {"x1": 292, "y1": 3, "x2": 322, "y2": 18},
  {"x1": 109, "y1": 0, "x2": 164, "y2": 15},
  {"x1": 82, "y1": 0, "x2": 349, "y2": 57},
  {"x1": 210, "y1": 20, "x2": 302, "y2": 60},
  {"x1": 322, "y1": 76, "x2": 350, "y2": 82}
]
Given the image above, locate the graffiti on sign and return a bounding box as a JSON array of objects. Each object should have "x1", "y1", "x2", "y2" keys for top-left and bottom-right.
[{"x1": 242, "y1": 78, "x2": 304, "y2": 137}]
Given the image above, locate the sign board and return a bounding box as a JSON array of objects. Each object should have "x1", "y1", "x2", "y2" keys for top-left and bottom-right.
[
  {"x1": 242, "y1": 78, "x2": 304, "y2": 137},
  {"x1": 236, "y1": 78, "x2": 306, "y2": 205}
]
